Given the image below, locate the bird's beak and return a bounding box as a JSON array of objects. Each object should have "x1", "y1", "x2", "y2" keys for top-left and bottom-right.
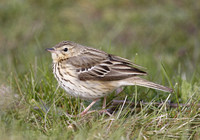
[{"x1": 45, "y1": 48, "x2": 56, "y2": 53}]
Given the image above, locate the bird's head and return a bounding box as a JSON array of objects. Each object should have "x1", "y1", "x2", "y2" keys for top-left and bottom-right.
[{"x1": 46, "y1": 41, "x2": 84, "y2": 63}]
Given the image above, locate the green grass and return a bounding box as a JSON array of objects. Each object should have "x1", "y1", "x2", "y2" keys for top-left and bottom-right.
[{"x1": 0, "y1": 0, "x2": 200, "y2": 139}]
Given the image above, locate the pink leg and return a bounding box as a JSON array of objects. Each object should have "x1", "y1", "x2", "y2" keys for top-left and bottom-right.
[
  {"x1": 80, "y1": 99, "x2": 99, "y2": 116},
  {"x1": 99, "y1": 96, "x2": 112, "y2": 116},
  {"x1": 102, "y1": 96, "x2": 107, "y2": 109}
]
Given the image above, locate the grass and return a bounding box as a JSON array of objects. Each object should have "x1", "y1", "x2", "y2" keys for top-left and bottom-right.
[{"x1": 0, "y1": 0, "x2": 200, "y2": 139}]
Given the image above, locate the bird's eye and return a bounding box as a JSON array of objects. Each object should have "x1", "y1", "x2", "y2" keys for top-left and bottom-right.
[{"x1": 63, "y1": 48, "x2": 68, "y2": 52}]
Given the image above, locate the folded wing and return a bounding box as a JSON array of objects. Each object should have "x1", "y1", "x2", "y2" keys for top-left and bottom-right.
[{"x1": 67, "y1": 47, "x2": 147, "y2": 81}]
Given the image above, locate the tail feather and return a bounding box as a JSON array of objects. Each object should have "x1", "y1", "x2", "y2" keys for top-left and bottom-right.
[{"x1": 121, "y1": 77, "x2": 173, "y2": 93}]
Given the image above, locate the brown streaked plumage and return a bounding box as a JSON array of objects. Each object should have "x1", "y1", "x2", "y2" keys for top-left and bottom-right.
[{"x1": 46, "y1": 41, "x2": 173, "y2": 116}]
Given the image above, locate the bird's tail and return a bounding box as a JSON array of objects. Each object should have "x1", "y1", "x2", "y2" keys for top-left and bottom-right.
[{"x1": 120, "y1": 77, "x2": 173, "y2": 93}]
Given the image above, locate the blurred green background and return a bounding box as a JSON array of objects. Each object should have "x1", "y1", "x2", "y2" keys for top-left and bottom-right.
[
  {"x1": 1, "y1": 0, "x2": 200, "y2": 79},
  {"x1": 0, "y1": 0, "x2": 200, "y2": 102},
  {"x1": 0, "y1": 0, "x2": 200, "y2": 139},
  {"x1": 1, "y1": 0, "x2": 200, "y2": 102}
]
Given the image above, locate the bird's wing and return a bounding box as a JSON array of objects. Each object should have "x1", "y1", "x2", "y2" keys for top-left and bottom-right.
[{"x1": 67, "y1": 48, "x2": 147, "y2": 81}]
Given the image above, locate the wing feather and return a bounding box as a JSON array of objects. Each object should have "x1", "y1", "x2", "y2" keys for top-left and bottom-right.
[{"x1": 66, "y1": 48, "x2": 147, "y2": 81}]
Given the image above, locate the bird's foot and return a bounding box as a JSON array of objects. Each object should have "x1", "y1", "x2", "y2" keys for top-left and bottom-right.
[{"x1": 98, "y1": 109, "x2": 112, "y2": 117}]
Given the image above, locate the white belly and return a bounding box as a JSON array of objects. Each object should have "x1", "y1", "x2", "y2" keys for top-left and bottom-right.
[{"x1": 53, "y1": 63, "x2": 111, "y2": 99}]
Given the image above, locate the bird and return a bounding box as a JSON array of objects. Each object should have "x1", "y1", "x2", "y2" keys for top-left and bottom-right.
[{"x1": 46, "y1": 41, "x2": 173, "y2": 116}]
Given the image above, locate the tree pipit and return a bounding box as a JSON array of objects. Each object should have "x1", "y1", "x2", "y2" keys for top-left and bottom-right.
[{"x1": 46, "y1": 41, "x2": 173, "y2": 116}]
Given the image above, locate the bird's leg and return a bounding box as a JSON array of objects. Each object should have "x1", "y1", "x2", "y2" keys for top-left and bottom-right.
[
  {"x1": 102, "y1": 96, "x2": 107, "y2": 109},
  {"x1": 98, "y1": 96, "x2": 112, "y2": 116},
  {"x1": 80, "y1": 99, "x2": 99, "y2": 116}
]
